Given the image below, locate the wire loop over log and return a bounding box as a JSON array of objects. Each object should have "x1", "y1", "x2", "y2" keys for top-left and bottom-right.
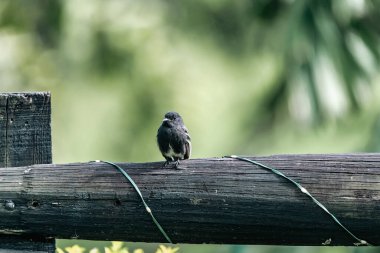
[
  {"x1": 94, "y1": 160, "x2": 173, "y2": 243},
  {"x1": 226, "y1": 155, "x2": 372, "y2": 246}
]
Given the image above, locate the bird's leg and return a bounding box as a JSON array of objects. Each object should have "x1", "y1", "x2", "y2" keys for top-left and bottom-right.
[
  {"x1": 173, "y1": 159, "x2": 180, "y2": 169},
  {"x1": 161, "y1": 157, "x2": 182, "y2": 169},
  {"x1": 161, "y1": 157, "x2": 172, "y2": 168}
]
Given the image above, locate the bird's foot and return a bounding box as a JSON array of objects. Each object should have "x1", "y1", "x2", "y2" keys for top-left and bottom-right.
[
  {"x1": 173, "y1": 160, "x2": 180, "y2": 169},
  {"x1": 161, "y1": 160, "x2": 182, "y2": 170},
  {"x1": 161, "y1": 160, "x2": 171, "y2": 168}
]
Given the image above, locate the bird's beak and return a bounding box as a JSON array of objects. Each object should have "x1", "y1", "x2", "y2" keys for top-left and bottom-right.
[{"x1": 162, "y1": 118, "x2": 170, "y2": 122}]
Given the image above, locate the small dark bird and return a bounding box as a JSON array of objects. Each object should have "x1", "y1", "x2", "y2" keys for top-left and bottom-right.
[{"x1": 157, "y1": 112, "x2": 191, "y2": 168}]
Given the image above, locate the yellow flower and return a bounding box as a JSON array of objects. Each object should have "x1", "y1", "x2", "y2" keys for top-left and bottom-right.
[
  {"x1": 155, "y1": 245, "x2": 179, "y2": 253},
  {"x1": 89, "y1": 248, "x2": 100, "y2": 253},
  {"x1": 64, "y1": 245, "x2": 86, "y2": 253},
  {"x1": 105, "y1": 241, "x2": 129, "y2": 253}
]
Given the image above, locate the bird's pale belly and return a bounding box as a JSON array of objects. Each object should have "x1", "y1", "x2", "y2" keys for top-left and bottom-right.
[{"x1": 164, "y1": 144, "x2": 184, "y2": 159}]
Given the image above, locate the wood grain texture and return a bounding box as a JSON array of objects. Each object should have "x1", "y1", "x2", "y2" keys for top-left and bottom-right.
[
  {"x1": 0, "y1": 93, "x2": 54, "y2": 252},
  {"x1": 0, "y1": 154, "x2": 379, "y2": 246},
  {"x1": 0, "y1": 92, "x2": 52, "y2": 167}
]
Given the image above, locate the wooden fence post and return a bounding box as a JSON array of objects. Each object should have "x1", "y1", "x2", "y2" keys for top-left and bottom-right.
[{"x1": 0, "y1": 93, "x2": 54, "y2": 252}]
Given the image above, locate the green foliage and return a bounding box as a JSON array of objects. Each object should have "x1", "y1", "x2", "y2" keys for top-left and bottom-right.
[
  {"x1": 0, "y1": 2, "x2": 379, "y2": 158},
  {"x1": 164, "y1": 0, "x2": 380, "y2": 123}
]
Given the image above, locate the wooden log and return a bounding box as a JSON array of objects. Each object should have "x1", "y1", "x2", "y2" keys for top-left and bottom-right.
[
  {"x1": 0, "y1": 154, "x2": 379, "y2": 246},
  {"x1": 0, "y1": 93, "x2": 54, "y2": 252}
]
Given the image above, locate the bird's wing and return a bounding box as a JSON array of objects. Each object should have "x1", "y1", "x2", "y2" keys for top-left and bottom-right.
[
  {"x1": 183, "y1": 126, "x2": 191, "y2": 140},
  {"x1": 184, "y1": 138, "x2": 191, "y2": 159},
  {"x1": 183, "y1": 126, "x2": 191, "y2": 159}
]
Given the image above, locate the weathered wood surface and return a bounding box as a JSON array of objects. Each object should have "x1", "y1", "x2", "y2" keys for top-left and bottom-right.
[
  {"x1": 0, "y1": 93, "x2": 52, "y2": 167},
  {"x1": 0, "y1": 93, "x2": 54, "y2": 252},
  {"x1": 0, "y1": 154, "x2": 379, "y2": 246}
]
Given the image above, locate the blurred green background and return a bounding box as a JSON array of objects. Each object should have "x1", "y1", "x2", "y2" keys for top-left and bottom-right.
[{"x1": 0, "y1": 0, "x2": 380, "y2": 252}]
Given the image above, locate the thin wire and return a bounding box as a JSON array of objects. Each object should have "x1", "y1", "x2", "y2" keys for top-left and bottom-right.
[
  {"x1": 225, "y1": 155, "x2": 372, "y2": 246},
  {"x1": 93, "y1": 160, "x2": 173, "y2": 244}
]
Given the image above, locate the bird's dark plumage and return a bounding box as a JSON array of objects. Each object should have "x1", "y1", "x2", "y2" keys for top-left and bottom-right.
[{"x1": 157, "y1": 112, "x2": 191, "y2": 166}]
